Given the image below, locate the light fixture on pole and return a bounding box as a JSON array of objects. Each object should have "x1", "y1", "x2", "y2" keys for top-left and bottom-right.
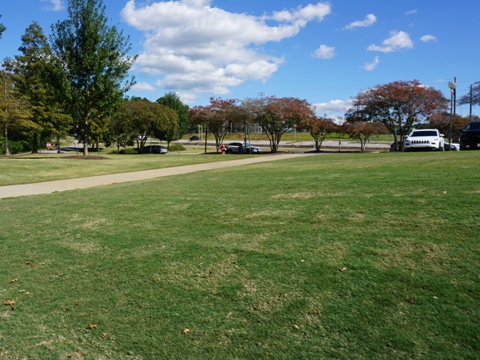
[{"x1": 448, "y1": 78, "x2": 456, "y2": 150}]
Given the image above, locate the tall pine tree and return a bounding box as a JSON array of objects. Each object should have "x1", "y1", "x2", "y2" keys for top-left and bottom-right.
[{"x1": 14, "y1": 22, "x2": 71, "y2": 152}]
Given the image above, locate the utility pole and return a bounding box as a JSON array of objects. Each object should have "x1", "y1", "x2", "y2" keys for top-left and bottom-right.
[
  {"x1": 448, "y1": 77, "x2": 457, "y2": 148},
  {"x1": 470, "y1": 84, "x2": 473, "y2": 122},
  {"x1": 3, "y1": 74, "x2": 9, "y2": 156}
]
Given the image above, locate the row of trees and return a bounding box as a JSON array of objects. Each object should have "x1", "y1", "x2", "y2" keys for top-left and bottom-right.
[
  {"x1": 106, "y1": 95, "x2": 182, "y2": 153},
  {"x1": 1, "y1": 1, "x2": 479, "y2": 155},
  {"x1": 1, "y1": 0, "x2": 136, "y2": 156},
  {"x1": 189, "y1": 80, "x2": 475, "y2": 153}
]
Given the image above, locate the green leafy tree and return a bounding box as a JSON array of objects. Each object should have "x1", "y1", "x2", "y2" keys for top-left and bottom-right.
[
  {"x1": 12, "y1": 22, "x2": 71, "y2": 153},
  {"x1": 0, "y1": 71, "x2": 34, "y2": 155},
  {"x1": 345, "y1": 80, "x2": 448, "y2": 151},
  {"x1": 50, "y1": 0, "x2": 136, "y2": 156},
  {"x1": 151, "y1": 107, "x2": 179, "y2": 148},
  {"x1": 0, "y1": 15, "x2": 6, "y2": 39},
  {"x1": 157, "y1": 92, "x2": 189, "y2": 140},
  {"x1": 244, "y1": 96, "x2": 315, "y2": 153},
  {"x1": 112, "y1": 99, "x2": 178, "y2": 152},
  {"x1": 104, "y1": 98, "x2": 134, "y2": 151}
]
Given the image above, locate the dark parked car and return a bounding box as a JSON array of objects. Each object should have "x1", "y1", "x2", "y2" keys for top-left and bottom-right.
[
  {"x1": 459, "y1": 121, "x2": 480, "y2": 150},
  {"x1": 190, "y1": 135, "x2": 200, "y2": 141},
  {"x1": 140, "y1": 145, "x2": 168, "y2": 154},
  {"x1": 390, "y1": 141, "x2": 402, "y2": 152}
]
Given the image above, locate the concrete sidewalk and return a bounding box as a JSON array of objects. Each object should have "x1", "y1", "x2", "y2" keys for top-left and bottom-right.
[{"x1": 0, "y1": 153, "x2": 304, "y2": 199}]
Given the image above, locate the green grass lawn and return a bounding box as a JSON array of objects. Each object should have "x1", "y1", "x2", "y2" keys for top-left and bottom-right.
[
  {"x1": 0, "y1": 152, "x2": 254, "y2": 186},
  {"x1": 1, "y1": 151, "x2": 479, "y2": 359}
]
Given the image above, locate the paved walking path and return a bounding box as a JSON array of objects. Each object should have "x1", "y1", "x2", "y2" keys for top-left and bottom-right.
[{"x1": 0, "y1": 153, "x2": 305, "y2": 199}]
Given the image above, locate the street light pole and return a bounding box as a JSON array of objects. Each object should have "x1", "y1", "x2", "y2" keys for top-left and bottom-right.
[{"x1": 448, "y1": 78, "x2": 457, "y2": 150}]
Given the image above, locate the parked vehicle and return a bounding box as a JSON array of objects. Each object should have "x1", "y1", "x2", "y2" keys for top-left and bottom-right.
[
  {"x1": 390, "y1": 141, "x2": 402, "y2": 152},
  {"x1": 189, "y1": 135, "x2": 200, "y2": 141},
  {"x1": 444, "y1": 142, "x2": 460, "y2": 151},
  {"x1": 140, "y1": 145, "x2": 168, "y2": 154},
  {"x1": 459, "y1": 121, "x2": 480, "y2": 150},
  {"x1": 404, "y1": 129, "x2": 444, "y2": 152},
  {"x1": 225, "y1": 142, "x2": 261, "y2": 154}
]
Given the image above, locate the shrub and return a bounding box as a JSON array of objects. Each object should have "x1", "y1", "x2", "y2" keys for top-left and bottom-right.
[
  {"x1": 0, "y1": 140, "x2": 31, "y2": 154},
  {"x1": 108, "y1": 147, "x2": 138, "y2": 154},
  {"x1": 168, "y1": 143, "x2": 185, "y2": 151}
]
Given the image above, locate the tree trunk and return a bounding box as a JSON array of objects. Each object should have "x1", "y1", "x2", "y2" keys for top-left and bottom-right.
[
  {"x1": 32, "y1": 132, "x2": 38, "y2": 153},
  {"x1": 4, "y1": 122, "x2": 9, "y2": 155},
  {"x1": 83, "y1": 121, "x2": 89, "y2": 156},
  {"x1": 361, "y1": 138, "x2": 367, "y2": 152}
]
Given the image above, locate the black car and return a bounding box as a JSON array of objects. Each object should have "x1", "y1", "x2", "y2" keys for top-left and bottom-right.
[
  {"x1": 190, "y1": 135, "x2": 200, "y2": 141},
  {"x1": 140, "y1": 145, "x2": 168, "y2": 154},
  {"x1": 459, "y1": 121, "x2": 480, "y2": 150}
]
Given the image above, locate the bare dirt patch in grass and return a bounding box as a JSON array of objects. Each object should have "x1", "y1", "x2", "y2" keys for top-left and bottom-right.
[
  {"x1": 376, "y1": 238, "x2": 450, "y2": 272},
  {"x1": 311, "y1": 242, "x2": 349, "y2": 266}
]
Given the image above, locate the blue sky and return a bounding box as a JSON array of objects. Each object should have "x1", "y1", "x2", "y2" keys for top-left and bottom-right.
[{"x1": 1, "y1": 0, "x2": 478, "y2": 119}]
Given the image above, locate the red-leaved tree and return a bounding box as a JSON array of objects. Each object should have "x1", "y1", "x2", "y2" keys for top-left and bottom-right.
[
  {"x1": 345, "y1": 80, "x2": 448, "y2": 151},
  {"x1": 244, "y1": 96, "x2": 315, "y2": 153},
  {"x1": 341, "y1": 121, "x2": 388, "y2": 151},
  {"x1": 300, "y1": 116, "x2": 338, "y2": 151},
  {"x1": 189, "y1": 97, "x2": 240, "y2": 152}
]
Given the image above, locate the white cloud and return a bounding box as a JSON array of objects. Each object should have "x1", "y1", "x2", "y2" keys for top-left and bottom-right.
[
  {"x1": 41, "y1": 0, "x2": 63, "y2": 11},
  {"x1": 313, "y1": 99, "x2": 352, "y2": 119},
  {"x1": 362, "y1": 56, "x2": 380, "y2": 71},
  {"x1": 131, "y1": 82, "x2": 156, "y2": 92},
  {"x1": 344, "y1": 14, "x2": 376, "y2": 30},
  {"x1": 367, "y1": 31, "x2": 413, "y2": 53},
  {"x1": 420, "y1": 34, "x2": 437, "y2": 42},
  {"x1": 121, "y1": 0, "x2": 331, "y2": 97},
  {"x1": 313, "y1": 45, "x2": 335, "y2": 59},
  {"x1": 406, "y1": 9, "x2": 418, "y2": 15},
  {"x1": 269, "y1": 3, "x2": 331, "y2": 25}
]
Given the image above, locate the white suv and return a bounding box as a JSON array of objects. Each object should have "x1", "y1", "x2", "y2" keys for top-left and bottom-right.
[{"x1": 404, "y1": 129, "x2": 445, "y2": 152}]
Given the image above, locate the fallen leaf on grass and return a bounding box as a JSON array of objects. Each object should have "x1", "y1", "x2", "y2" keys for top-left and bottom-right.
[
  {"x1": 19, "y1": 290, "x2": 25, "y2": 293},
  {"x1": 406, "y1": 299, "x2": 414, "y2": 305},
  {"x1": 87, "y1": 324, "x2": 97, "y2": 329},
  {"x1": 339, "y1": 267, "x2": 347, "y2": 272},
  {"x1": 8, "y1": 279, "x2": 18, "y2": 283},
  {"x1": 3, "y1": 300, "x2": 15, "y2": 310},
  {"x1": 74, "y1": 302, "x2": 80, "y2": 307},
  {"x1": 101, "y1": 333, "x2": 108, "y2": 339},
  {"x1": 182, "y1": 328, "x2": 190, "y2": 334},
  {"x1": 292, "y1": 324, "x2": 300, "y2": 330},
  {"x1": 25, "y1": 261, "x2": 34, "y2": 267}
]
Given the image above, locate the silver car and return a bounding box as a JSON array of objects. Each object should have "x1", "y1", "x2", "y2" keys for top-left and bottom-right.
[
  {"x1": 444, "y1": 142, "x2": 460, "y2": 151},
  {"x1": 225, "y1": 142, "x2": 261, "y2": 154}
]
